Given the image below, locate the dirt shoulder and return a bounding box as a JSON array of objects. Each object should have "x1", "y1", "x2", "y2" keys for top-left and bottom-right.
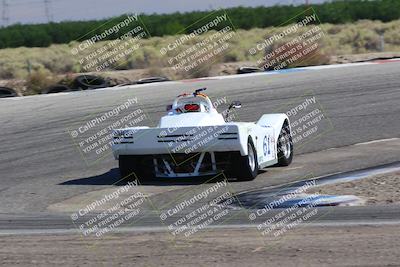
[
  {"x1": 1, "y1": 225, "x2": 399, "y2": 266},
  {"x1": 308, "y1": 171, "x2": 400, "y2": 206}
]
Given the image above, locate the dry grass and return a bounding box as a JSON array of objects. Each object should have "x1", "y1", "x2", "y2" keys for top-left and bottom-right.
[
  {"x1": 1, "y1": 19, "x2": 400, "y2": 94},
  {"x1": 24, "y1": 69, "x2": 61, "y2": 95}
]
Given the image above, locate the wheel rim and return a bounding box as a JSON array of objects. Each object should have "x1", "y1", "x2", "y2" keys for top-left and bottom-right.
[
  {"x1": 280, "y1": 135, "x2": 291, "y2": 159},
  {"x1": 248, "y1": 143, "x2": 256, "y2": 171}
]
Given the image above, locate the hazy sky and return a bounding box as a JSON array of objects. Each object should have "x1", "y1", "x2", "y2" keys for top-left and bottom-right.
[{"x1": 1, "y1": 0, "x2": 329, "y2": 26}]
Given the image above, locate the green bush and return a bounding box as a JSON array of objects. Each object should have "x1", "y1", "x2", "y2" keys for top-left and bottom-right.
[{"x1": 25, "y1": 69, "x2": 58, "y2": 94}]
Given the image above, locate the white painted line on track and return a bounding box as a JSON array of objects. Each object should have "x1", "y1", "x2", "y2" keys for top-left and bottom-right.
[
  {"x1": 1, "y1": 219, "x2": 400, "y2": 236},
  {"x1": 354, "y1": 137, "x2": 400, "y2": 146}
]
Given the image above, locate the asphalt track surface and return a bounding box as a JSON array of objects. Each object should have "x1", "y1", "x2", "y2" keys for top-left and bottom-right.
[{"x1": 0, "y1": 61, "x2": 399, "y2": 231}]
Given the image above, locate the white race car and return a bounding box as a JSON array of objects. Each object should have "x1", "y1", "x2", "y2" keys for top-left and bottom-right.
[{"x1": 112, "y1": 88, "x2": 293, "y2": 181}]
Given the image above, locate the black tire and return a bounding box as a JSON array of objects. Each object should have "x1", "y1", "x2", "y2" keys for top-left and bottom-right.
[
  {"x1": 119, "y1": 155, "x2": 137, "y2": 181},
  {"x1": 136, "y1": 77, "x2": 170, "y2": 84},
  {"x1": 0, "y1": 87, "x2": 17, "y2": 98},
  {"x1": 119, "y1": 155, "x2": 154, "y2": 182},
  {"x1": 237, "y1": 66, "x2": 262, "y2": 74},
  {"x1": 42, "y1": 84, "x2": 71, "y2": 94},
  {"x1": 73, "y1": 75, "x2": 108, "y2": 90},
  {"x1": 235, "y1": 137, "x2": 258, "y2": 181},
  {"x1": 277, "y1": 121, "x2": 293, "y2": 166}
]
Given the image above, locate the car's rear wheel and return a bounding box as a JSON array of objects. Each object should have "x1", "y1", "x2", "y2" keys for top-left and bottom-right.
[
  {"x1": 119, "y1": 155, "x2": 137, "y2": 181},
  {"x1": 277, "y1": 122, "x2": 293, "y2": 166},
  {"x1": 119, "y1": 155, "x2": 154, "y2": 182},
  {"x1": 235, "y1": 138, "x2": 258, "y2": 181}
]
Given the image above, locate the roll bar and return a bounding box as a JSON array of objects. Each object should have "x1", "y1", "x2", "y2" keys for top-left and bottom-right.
[{"x1": 172, "y1": 88, "x2": 214, "y2": 112}]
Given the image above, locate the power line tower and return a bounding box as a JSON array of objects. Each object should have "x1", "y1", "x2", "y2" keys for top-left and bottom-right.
[
  {"x1": 43, "y1": 0, "x2": 53, "y2": 22},
  {"x1": 1, "y1": 0, "x2": 10, "y2": 27}
]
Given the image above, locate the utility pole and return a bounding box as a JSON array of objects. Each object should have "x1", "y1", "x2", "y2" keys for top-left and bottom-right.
[
  {"x1": 1, "y1": 0, "x2": 10, "y2": 27},
  {"x1": 44, "y1": 0, "x2": 53, "y2": 22}
]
